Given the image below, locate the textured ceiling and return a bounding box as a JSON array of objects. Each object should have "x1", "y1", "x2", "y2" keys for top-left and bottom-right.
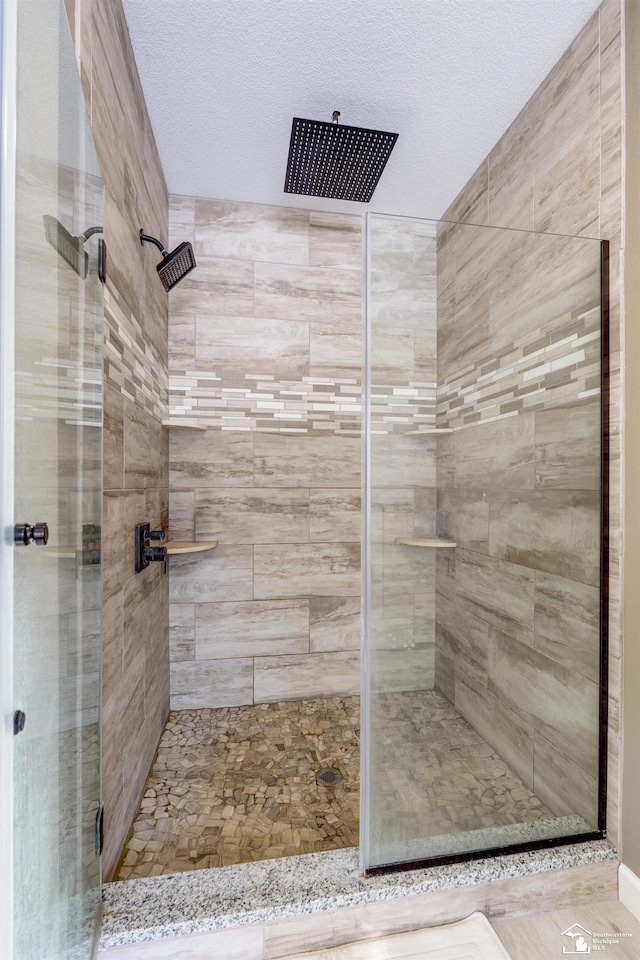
[{"x1": 121, "y1": 0, "x2": 600, "y2": 220}]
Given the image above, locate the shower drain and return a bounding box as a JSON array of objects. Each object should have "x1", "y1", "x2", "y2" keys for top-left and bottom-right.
[{"x1": 316, "y1": 767, "x2": 342, "y2": 787}]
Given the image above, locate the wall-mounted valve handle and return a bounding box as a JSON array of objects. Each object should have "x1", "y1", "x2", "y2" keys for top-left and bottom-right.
[
  {"x1": 135, "y1": 522, "x2": 167, "y2": 574},
  {"x1": 143, "y1": 544, "x2": 167, "y2": 573},
  {"x1": 14, "y1": 522, "x2": 49, "y2": 546}
]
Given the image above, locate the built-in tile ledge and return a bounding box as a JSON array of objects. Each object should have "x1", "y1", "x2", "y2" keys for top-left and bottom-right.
[
  {"x1": 166, "y1": 541, "x2": 218, "y2": 555},
  {"x1": 395, "y1": 538, "x2": 457, "y2": 548},
  {"x1": 405, "y1": 428, "x2": 454, "y2": 435},
  {"x1": 100, "y1": 840, "x2": 617, "y2": 948},
  {"x1": 162, "y1": 420, "x2": 207, "y2": 431}
]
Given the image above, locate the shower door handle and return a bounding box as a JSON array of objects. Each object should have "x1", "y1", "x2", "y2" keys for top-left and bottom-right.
[{"x1": 14, "y1": 522, "x2": 49, "y2": 546}]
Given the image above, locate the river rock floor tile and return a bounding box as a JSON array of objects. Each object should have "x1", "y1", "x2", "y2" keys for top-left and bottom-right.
[
  {"x1": 116, "y1": 692, "x2": 556, "y2": 880},
  {"x1": 117, "y1": 696, "x2": 360, "y2": 880}
]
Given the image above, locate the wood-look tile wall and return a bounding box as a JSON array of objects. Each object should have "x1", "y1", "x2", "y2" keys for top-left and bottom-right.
[
  {"x1": 167, "y1": 199, "x2": 362, "y2": 707},
  {"x1": 65, "y1": 0, "x2": 170, "y2": 878},
  {"x1": 435, "y1": 0, "x2": 622, "y2": 843},
  {"x1": 368, "y1": 217, "x2": 439, "y2": 693}
]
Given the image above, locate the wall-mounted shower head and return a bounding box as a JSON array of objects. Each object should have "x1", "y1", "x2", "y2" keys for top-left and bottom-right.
[
  {"x1": 43, "y1": 216, "x2": 103, "y2": 279},
  {"x1": 139, "y1": 230, "x2": 196, "y2": 291}
]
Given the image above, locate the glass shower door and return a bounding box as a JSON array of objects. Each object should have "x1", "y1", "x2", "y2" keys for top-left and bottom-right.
[
  {"x1": 362, "y1": 213, "x2": 607, "y2": 872},
  {"x1": 2, "y1": 0, "x2": 104, "y2": 956}
]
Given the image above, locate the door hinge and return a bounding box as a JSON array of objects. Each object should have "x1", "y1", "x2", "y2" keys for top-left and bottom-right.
[{"x1": 95, "y1": 805, "x2": 104, "y2": 858}]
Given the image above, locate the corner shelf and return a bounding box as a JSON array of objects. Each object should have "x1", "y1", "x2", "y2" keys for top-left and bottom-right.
[
  {"x1": 395, "y1": 537, "x2": 457, "y2": 548},
  {"x1": 405, "y1": 428, "x2": 454, "y2": 435},
  {"x1": 162, "y1": 420, "x2": 207, "y2": 431},
  {"x1": 166, "y1": 541, "x2": 218, "y2": 556}
]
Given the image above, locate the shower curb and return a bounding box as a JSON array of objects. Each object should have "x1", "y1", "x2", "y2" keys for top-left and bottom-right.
[{"x1": 100, "y1": 839, "x2": 617, "y2": 948}]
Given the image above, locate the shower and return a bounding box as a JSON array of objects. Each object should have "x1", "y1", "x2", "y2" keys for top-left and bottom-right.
[{"x1": 139, "y1": 228, "x2": 196, "y2": 290}]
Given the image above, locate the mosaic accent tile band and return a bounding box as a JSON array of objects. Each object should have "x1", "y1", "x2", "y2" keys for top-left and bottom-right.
[
  {"x1": 169, "y1": 371, "x2": 437, "y2": 436},
  {"x1": 437, "y1": 305, "x2": 600, "y2": 430},
  {"x1": 106, "y1": 287, "x2": 168, "y2": 423}
]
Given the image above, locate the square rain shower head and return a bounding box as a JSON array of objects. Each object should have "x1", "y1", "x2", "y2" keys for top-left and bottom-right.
[
  {"x1": 284, "y1": 117, "x2": 398, "y2": 203},
  {"x1": 157, "y1": 242, "x2": 196, "y2": 291}
]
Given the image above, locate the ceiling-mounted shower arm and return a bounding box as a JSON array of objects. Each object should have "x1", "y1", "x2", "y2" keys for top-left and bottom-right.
[{"x1": 139, "y1": 229, "x2": 168, "y2": 256}]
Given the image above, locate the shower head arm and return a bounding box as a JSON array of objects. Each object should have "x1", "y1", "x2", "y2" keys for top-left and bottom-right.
[
  {"x1": 79, "y1": 226, "x2": 103, "y2": 243},
  {"x1": 139, "y1": 230, "x2": 168, "y2": 257}
]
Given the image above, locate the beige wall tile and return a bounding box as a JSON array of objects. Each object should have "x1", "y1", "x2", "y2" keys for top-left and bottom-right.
[
  {"x1": 309, "y1": 210, "x2": 362, "y2": 270},
  {"x1": 254, "y1": 542, "x2": 360, "y2": 599},
  {"x1": 309, "y1": 322, "x2": 361, "y2": 378},
  {"x1": 254, "y1": 651, "x2": 359, "y2": 701},
  {"x1": 534, "y1": 571, "x2": 600, "y2": 683},
  {"x1": 170, "y1": 603, "x2": 195, "y2": 661},
  {"x1": 488, "y1": 629, "x2": 599, "y2": 777},
  {"x1": 168, "y1": 315, "x2": 195, "y2": 371},
  {"x1": 454, "y1": 550, "x2": 534, "y2": 644},
  {"x1": 310, "y1": 489, "x2": 361, "y2": 542},
  {"x1": 122, "y1": 562, "x2": 164, "y2": 671},
  {"x1": 454, "y1": 416, "x2": 535, "y2": 490},
  {"x1": 195, "y1": 487, "x2": 310, "y2": 544},
  {"x1": 168, "y1": 195, "x2": 195, "y2": 249},
  {"x1": 169, "y1": 490, "x2": 195, "y2": 540},
  {"x1": 104, "y1": 382, "x2": 124, "y2": 491},
  {"x1": 488, "y1": 490, "x2": 600, "y2": 587},
  {"x1": 254, "y1": 434, "x2": 360, "y2": 487},
  {"x1": 170, "y1": 257, "x2": 254, "y2": 316},
  {"x1": 533, "y1": 122, "x2": 600, "y2": 237},
  {"x1": 534, "y1": 399, "x2": 600, "y2": 489},
  {"x1": 102, "y1": 588, "x2": 124, "y2": 702},
  {"x1": 102, "y1": 490, "x2": 146, "y2": 600},
  {"x1": 309, "y1": 596, "x2": 361, "y2": 652},
  {"x1": 196, "y1": 315, "x2": 310, "y2": 378},
  {"x1": 436, "y1": 488, "x2": 489, "y2": 553},
  {"x1": 169, "y1": 545, "x2": 254, "y2": 603},
  {"x1": 195, "y1": 599, "x2": 309, "y2": 659},
  {"x1": 170, "y1": 657, "x2": 254, "y2": 709},
  {"x1": 370, "y1": 434, "x2": 435, "y2": 488},
  {"x1": 170, "y1": 430, "x2": 254, "y2": 488},
  {"x1": 533, "y1": 729, "x2": 598, "y2": 825},
  {"x1": 194, "y1": 198, "x2": 309, "y2": 264},
  {"x1": 254, "y1": 261, "x2": 361, "y2": 324}
]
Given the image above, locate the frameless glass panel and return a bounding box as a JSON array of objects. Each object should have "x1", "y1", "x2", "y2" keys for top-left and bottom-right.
[
  {"x1": 12, "y1": 1, "x2": 103, "y2": 957},
  {"x1": 362, "y1": 213, "x2": 605, "y2": 871}
]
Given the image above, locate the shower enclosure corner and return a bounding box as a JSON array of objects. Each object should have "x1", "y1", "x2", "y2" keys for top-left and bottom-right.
[{"x1": 361, "y1": 212, "x2": 608, "y2": 874}]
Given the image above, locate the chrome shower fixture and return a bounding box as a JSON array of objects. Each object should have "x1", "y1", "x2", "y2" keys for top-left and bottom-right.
[
  {"x1": 284, "y1": 112, "x2": 399, "y2": 202},
  {"x1": 139, "y1": 229, "x2": 196, "y2": 291}
]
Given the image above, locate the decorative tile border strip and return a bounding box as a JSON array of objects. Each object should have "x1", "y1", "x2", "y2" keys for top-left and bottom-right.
[
  {"x1": 105, "y1": 289, "x2": 168, "y2": 422},
  {"x1": 437, "y1": 304, "x2": 600, "y2": 429},
  {"x1": 168, "y1": 372, "x2": 437, "y2": 437}
]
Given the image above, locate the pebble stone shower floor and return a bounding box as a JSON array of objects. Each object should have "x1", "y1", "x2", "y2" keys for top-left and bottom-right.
[{"x1": 116, "y1": 692, "x2": 554, "y2": 880}]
